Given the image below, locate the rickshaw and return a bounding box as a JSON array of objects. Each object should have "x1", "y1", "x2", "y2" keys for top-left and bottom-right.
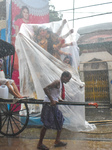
[
  {"x1": 0, "y1": 39, "x2": 30, "y2": 136},
  {"x1": 0, "y1": 39, "x2": 98, "y2": 137}
]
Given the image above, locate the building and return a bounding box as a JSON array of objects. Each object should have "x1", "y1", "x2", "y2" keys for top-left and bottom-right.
[{"x1": 77, "y1": 22, "x2": 112, "y2": 108}]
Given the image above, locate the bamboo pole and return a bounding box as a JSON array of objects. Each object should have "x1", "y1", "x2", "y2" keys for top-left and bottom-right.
[{"x1": 0, "y1": 98, "x2": 98, "y2": 108}]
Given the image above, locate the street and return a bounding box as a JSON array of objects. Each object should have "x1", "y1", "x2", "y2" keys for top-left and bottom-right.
[{"x1": 0, "y1": 108, "x2": 112, "y2": 150}]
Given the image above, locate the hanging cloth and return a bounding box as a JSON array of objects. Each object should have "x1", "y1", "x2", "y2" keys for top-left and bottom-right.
[{"x1": 61, "y1": 83, "x2": 65, "y2": 100}]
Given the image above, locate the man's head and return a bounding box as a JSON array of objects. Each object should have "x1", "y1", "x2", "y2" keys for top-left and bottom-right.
[{"x1": 61, "y1": 71, "x2": 72, "y2": 84}]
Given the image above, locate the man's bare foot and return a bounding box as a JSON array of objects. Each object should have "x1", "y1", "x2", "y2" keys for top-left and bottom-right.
[
  {"x1": 37, "y1": 144, "x2": 49, "y2": 150},
  {"x1": 54, "y1": 141, "x2": 67, "y2": 147}
]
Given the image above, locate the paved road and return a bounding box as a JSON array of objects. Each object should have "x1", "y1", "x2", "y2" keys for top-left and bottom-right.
[
  {"x1": 0, "y1": 108, "x2": 112, "y2": 150},
  {"x1": 0, "y1": 121, "x2": 112, "y2": 150}
]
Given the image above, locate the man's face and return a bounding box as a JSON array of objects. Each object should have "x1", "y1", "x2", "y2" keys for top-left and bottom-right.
[{"x1": 62, "y1": 75, "x2": 71, "y2": 84}]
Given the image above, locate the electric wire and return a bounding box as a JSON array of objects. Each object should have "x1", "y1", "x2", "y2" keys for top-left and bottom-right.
[
  {"x1": 53, "y1": 2, "x2": 112, "y2": 13},
  {"x1": 68, "y1": 12, "x2": 112, "y2": 21},
  {"x1": 50, "y1": 1, "x2": 112, "y2": 21}
]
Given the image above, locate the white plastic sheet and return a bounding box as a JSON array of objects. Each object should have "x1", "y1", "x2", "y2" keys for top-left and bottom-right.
[{"x1": 15, "y1": 20, "x2": 96, "y2": 131}]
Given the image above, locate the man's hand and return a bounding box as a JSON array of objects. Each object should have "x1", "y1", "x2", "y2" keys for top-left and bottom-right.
[{"x1": 51, "y1": 100, "x2": 57, "y2": 106}]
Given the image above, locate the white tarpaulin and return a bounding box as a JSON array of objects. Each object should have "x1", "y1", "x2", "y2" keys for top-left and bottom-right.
[{"x1": 15, "y1": 20, "x2": 96, "y2": 131}]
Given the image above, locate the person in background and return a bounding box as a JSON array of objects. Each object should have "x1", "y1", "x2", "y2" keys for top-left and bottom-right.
[
  {"x1": 63, "y1": 55, "x2": 73, "y2": 66},
  {"x1": 37, "y1": 71, "x2": 72, "y2": 150},
  {"x1": 0, "y1": 59, "x2": 24, "y2": 98}
]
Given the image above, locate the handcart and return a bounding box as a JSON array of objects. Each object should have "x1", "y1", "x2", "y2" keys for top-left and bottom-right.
[{"x1": 0, "y1": 39, "x2": 98, "y2": 137}]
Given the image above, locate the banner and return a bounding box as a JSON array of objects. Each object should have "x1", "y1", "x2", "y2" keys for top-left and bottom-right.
[{"x1": 11, "y1": 0, "x2": 49, "y2": 45}]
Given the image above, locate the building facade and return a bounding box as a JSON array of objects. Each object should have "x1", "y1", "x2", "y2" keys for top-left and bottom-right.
[{"x1": 77, "y1": 22, "x2": 112, "y2": 107}]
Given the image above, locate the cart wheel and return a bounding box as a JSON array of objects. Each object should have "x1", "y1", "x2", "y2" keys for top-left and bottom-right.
[{"x1": 0, "y1": 102, "x2": 29, "y2": 136}]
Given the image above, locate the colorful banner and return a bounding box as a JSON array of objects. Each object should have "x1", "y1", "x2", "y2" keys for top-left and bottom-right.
[{"x1": 11, "y1": 0, "x2": 49, "y2": 45}]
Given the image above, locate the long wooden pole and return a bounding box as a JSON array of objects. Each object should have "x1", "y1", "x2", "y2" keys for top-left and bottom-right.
[{"x1": 0, "y1": 98, "x2": 98, "y2": 108}]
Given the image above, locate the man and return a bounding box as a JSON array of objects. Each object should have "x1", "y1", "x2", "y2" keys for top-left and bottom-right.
[{"x1": 37, "y1": 71, "x2": 72, "y2": 150}]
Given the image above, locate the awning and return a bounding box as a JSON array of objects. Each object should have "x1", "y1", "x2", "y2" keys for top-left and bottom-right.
[{"x1": 0, "y1": 39, "x2": 15, "y2": 58}]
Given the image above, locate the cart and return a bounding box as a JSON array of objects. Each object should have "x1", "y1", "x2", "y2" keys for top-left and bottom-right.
[
  {"x1": 0, "y1": 39, "x2": 30, "y2": 136},
  {"x1": 0, "y1": 39, "x2": 98, "y2": 137}
]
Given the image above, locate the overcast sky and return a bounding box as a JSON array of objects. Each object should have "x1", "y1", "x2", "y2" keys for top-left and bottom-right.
[{"x1": 50, "y1": 0, "x2": 112, "y2": 32}]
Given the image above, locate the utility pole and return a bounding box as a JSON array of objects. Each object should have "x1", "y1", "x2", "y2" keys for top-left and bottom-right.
[{"x1": 73, "y1": 0, "x2": 75, "y2": 28}]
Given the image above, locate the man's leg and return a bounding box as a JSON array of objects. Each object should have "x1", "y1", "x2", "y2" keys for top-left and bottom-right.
[
  {"x1": 37, "y1": 126, "x2": 47, "y2": 148},
  {"x1": 55, "y1": 130, "x2": 61, "y2": 144},
  {"x1": 54, "y1": 130, "x2": 67, "y2": 147}
]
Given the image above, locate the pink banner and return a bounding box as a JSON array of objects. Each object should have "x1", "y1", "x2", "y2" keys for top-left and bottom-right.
[{"x1": 12, "y1": 2, "x2": 49, "y2": 42}]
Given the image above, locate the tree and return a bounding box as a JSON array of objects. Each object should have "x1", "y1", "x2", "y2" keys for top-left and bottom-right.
[{"x1": 49, "y1": 4, "x2": 63, "y2": 22}]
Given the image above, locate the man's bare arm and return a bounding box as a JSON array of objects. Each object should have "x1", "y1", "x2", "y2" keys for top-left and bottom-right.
[{"x1": 44, "y1": 80, "x2": 60, "y2": 105}]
